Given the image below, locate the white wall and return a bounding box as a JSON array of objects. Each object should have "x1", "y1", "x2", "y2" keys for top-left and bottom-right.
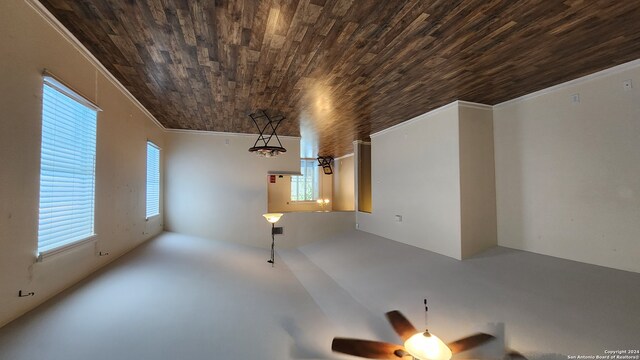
[
  {"x1": 357, "y1": 104, "x2": 463, "y2": 259},
  {"x1": 357, "y1": 102, "x2": 498, "y2": 260},
  {"x1": 494, "y1": 61, "x2": 640, "y2": 273},
  {"x1": 275, "y1": 211, "x2": 355, "y2": 248},
  {"x1": 164, "y1": 131, "x2": 300, "y2": 247},
  {"x1": 333, "y1": 154, "x2": 355, "y2": 211},
  {"x1": 459, "y1": 106, "x2": 498, "y2": 259},
  {"x1": 267, "y1": 172, "x2": 333, "y2": 213},
  {"x1": 0, "y1": 0, "x2": 165, "y2": 327},
  {"x1": 165, "y1": 131, "x2": 354, "y2": 248},
  {"x1": 355, "y1": 60, "x2": 640, "y2": 272}
]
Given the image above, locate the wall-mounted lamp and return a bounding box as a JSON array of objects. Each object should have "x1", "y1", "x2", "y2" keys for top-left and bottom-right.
[
  {"x1": 262, "y1": 213, "x2": 283, "y2": 266},
  {"x1": 316, "y1": 198, "x2": 330, "y2": 209}
]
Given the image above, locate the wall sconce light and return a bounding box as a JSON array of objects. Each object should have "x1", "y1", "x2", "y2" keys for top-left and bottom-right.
[
  {"x1": 316, "y1": 198, "x2": 330, "y2": 209},
  {"x1": 262, "y1": 213, "x2": 283, "y2": 266},
  {"x1": 317, "y1": 156, "x2": 333, "y2": 174}
]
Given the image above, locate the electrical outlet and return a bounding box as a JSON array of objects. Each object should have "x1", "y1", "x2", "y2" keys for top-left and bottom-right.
[
  {"x1": 395, "y1": 215, "x2": 403, "y2": 222},
  {"x1": 623, "y1": 79, "x2": 633, "y2": 90}
]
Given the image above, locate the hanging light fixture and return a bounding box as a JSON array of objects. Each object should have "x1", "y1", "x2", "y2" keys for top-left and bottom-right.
[
  {"x1": 403, "y1": 298, "x2": 452, "y2": 360},
  {"x1": 248, "y1": 110, "x2": 287, "y2": 157},
  {"x1": 403, "y1": 331, "x2": 452, "y2": 360},
  {"x1": 317, "y1": 156, "x2": 333, "y2": 174}
]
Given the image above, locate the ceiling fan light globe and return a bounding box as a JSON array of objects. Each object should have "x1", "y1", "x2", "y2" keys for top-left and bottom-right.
[{"x1": 403, "y1": 332, "x2": 452, "y2": 360}]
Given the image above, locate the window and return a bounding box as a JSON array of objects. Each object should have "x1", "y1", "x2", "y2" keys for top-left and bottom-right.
[
  {"x1": 291, "y1": 159, "x2": 319, "y2": 201},
  {"x1": 146, "y1": 141, "x2": 160, "y2": 218},
  {"x1": 38, "y1": 75, "x2": 99, "y2": 256}
]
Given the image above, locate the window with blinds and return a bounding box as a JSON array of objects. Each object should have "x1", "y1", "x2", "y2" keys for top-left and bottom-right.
[
  {"x1": 291, "y1": 159, "x2": 319, "y2": 201},
  {"x1": 146, "y1": 142, "x2": 160, "y2": 218},
  {"x1": 38, "y1": 76, "x2": 99, "y2": 255}
]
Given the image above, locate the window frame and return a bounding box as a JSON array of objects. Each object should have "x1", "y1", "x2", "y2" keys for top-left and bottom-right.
[
  {"x1": 145, "y1": 141, "x2": 161, "y2": 220},
  {"x1": 37, "y1": 73, "x2": 101, "y2": 260},
  {"x1": 290, "y1": 158, "x2": 319, "y2": 202}
]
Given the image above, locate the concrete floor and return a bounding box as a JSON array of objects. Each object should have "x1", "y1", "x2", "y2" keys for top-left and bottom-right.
[{"x1": 0, "y1": 230, "x2": 638, "y2": 360}]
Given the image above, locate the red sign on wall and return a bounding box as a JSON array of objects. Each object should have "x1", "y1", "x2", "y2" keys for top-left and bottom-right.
[{"x1": 269, "y1": 175, "x2": 276, "y2": 183}]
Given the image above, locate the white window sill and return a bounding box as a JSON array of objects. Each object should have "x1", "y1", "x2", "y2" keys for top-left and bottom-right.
[
  {"x1": 146, "y1": 213, "x2": 160, "y2": 221},
  {"x1": 37, "y1": 235, "x2": 97, "y2": 262}
]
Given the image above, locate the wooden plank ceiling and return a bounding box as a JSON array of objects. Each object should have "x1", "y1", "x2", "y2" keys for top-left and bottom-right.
[{"x1": 41, "y1": 0, "x2": 640, "y2": 156}]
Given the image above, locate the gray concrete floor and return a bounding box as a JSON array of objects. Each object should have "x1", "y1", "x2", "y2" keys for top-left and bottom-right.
[{"x1": 0, "y1": 230, "x2": 638, "y2": 360}]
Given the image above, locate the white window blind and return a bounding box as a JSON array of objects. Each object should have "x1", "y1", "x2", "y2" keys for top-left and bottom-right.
[
  {"x1": 291, "y1": 159, "x2": 319, "y2": 201},
  {"x1": 146, "y1": 142, "x2": 160, "y2": 218},
  {"x1": 38, "y1": 76, "x2": 98, "y2": 255}
]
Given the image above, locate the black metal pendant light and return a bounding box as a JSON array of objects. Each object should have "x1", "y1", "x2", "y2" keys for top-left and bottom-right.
[
  {"x1": 248, "y1": 110, "x2": 287, "y2": 158},
  {"x1": 317, "y1": 156, "x2": 334, "y2": 174}
]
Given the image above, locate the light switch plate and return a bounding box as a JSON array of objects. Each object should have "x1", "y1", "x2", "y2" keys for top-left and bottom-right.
[{"x1": 571, "y1": 93, "x2": 580, "y2": 103}]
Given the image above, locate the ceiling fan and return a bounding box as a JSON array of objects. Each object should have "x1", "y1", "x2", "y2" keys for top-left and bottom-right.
[{"x1": 331, "y1": 310, "x2": 526, "y2": 360}]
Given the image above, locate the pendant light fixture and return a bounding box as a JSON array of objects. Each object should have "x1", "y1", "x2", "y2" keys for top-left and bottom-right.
[
  {"x1": 403, "y1": 331, "x2": 452, "y2": 360},
  {"x1": 317, "y1": 156, "x2": 333, "y2": 174},
  {"x1": 248, "y1": 110, "x2": 287, "y2": 157},
  {"x1": 401, "y1": 299, "x2": 452, "y2": 360}
]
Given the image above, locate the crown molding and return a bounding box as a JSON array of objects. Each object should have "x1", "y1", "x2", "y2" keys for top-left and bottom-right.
[
  {"x1": 353, "y1": 140, "x2": 372, "y2": 145},
  {"x1": 26, "y1": 0, "x2": 166, "y2": 130},
  {"x1": 370, "y1": 100, "x2": 493, "y2": 138},
  {"x1": 335, "y1": 153, "x2": 354, "y2": 160},
  {"x1": 370, "y1": 100, "x2": 460, "y2": 138},
  {"x1": 457, "y1": 100, "x2": 493, "y2": 110},
  {"x1": 495, "y1": 58, "x2": 640, "y2": 108},
  {"x1": 165, "y1": 128, "x2": 300, "y2": 139}
]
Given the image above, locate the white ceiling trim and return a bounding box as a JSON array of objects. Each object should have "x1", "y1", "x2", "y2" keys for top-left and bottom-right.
[
  {"x1": 165, "y1": 128, "x2": 300, "y2": 139},
  {"x1": 370, "y1": 100, "x2": 461, "y2": 138},
  {"x1": 457, "y1": 100, "x2": 493, "y2": 110},
  {"x1": 495, "y1": 58, "x2": 640, "y2": 108},
  {"x1": 26, "y1": 0, "x2": 166, "y2": 131},
  {"x1": 334, "y1": 153, "x2": 354, "y2": 160}
]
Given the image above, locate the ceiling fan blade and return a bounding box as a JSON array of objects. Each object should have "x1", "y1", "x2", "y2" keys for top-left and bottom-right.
[
  {"x1": 331, "y1": 338, "x2": 406, "y2": 359},
  {"x1": 385, "y1": 310, "x2": 419, "y2": 342},
  {"x1": 447, "y1": 332, "x2": 495, "y2": 354},
  {"x1": 506, "y1": 349, "x2": 527, "y2": 359}
]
